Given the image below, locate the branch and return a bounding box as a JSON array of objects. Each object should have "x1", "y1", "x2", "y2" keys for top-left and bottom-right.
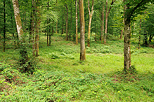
[
  {"x1": 129, "y1": 0, "x2": 145, "y2": 18},
  {"x1": 108, "y1": 0, "x2": 116, "y2": 14}
]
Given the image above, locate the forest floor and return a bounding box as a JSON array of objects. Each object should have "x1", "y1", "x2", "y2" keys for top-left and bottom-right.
[{"x1": 0, "y1": 34, "x2": 154, "y2": 102}]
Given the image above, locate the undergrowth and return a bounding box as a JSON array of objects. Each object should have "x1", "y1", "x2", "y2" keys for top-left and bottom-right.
[{"x1": 0, "y1": 34, "x2": 154, "y2": 101}]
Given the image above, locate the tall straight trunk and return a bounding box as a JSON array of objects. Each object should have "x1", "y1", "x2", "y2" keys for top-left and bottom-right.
[
  {"x1": 95, "y1": 12, "x2": 97, "y2": 41},
  {"x1": 49, "y1": 19, "x2": 52, "y2": 46},
  {"x1": 12, "y1": 0, "x2": 24, "y2": 41},
  {"x1": 61, "y1": 15, "x2": 64, "y2": 35},
  {"x1": 35, "y1": 0, "x2": 40, "y2": 57},
  {"x1": 104, "y1": 0, "x2": 108, "y2": 44},
  {"x1": 138, "y1": 18, "x2": 141, "y2": 49},
  {"x1": 104, "y1": 0, "x2": 116, "y2": 44},
  {"x1": 69, "y1": 2, "x2": 73, "y2": 40},
  {"x1": 87, "y1": 0, "x2": 94, "y2": 47},
  {"x1": 124, "y1": 2, "x2": 131, "y2": 72},
  {"x1": 79, "y1": 0, "x2": 86, "y2": 61},
  {"x1": 30, "y1": 0, "x2": 35, "y2": 45},
  {"x1": 65, "y1": 5, "x2": 68, "y2": 41},
  {"x1": 120, "y1": 29, "x2": 123, "y2": 39},
  {"x1": 47, "y1": 1, "x2": 50, "y2": 46},
  {"x1": 3, "y1": 0, "x2": 6, "y2": 52},
  {"x1": 56, "y1": 0, "x2": 58, "y2": 34},
  {"x1": 101, "y1": 5, "x2": 104, "y2": 43},
  {"x1": 76, "y1": 0, "x2": 78, "y2": 44}
]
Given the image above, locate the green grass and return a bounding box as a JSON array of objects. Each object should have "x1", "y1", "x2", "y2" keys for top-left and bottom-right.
[{"x1": 0, "y1": 34, "x2": 154, "y2": 101}]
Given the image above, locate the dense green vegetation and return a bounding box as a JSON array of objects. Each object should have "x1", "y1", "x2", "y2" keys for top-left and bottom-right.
[
  {"x1": 0, "y1": 0, "x2": 154, "y2": 101},
  {"x1": 0, "y1": 34, "x2": 154, "y2": 101}
]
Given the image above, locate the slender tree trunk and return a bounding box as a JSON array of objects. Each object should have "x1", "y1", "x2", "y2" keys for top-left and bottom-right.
[
  {"x1": 104, "y1": 0, "x2": 115, "y2": 44},
  {"x1": 47, "y1": 1, "x2": 50, "y2": 46},
  {"x1": 101, "y1": 5, "x2": 104, "y2": 43},
  {"x1": 104, "y1": 0, "x2": 108, "y2": 44},
  {"x1": 3, "y1": 0, "x2": 6, "y2": 52},
  {"x1": 138, "y1": 18, "x2": 141, "y2": 49},
  {"x1": 30, "y1": 0, "x2": 35, "y2": 46},
  {"x1": 56, "y1": 0, "x2": 58, "y2": 34},
  {"x1": 79, "y1": 0, "x2": 86, "y2": 61},
  {"x1": 61, "y1": 16, "x2": 64, "y2": 35},
  {"x1": 87, "y1": 0, "x2": 94, "y2": 47},
  {"x1": 65, "y1": 5, "x2": 68, "y2": 41},
  {"x1": 49, "y1": 19, "x2": 52, "y2": 46},
  {"x1": 35, "y1": 0, "x2": 40, "y2": 57},
  {"x1": 120, "y1": 29, "x2": 123, "y2": 39},
  {"x1": 76, "y1": 0, "x2": 78, "y2": 44},
  {"x1": 69, "y1": 2, "x2": 72, "y2": 40},
  {"x1": 95, "y1": 12, "x2": 97, "y2": 41}
]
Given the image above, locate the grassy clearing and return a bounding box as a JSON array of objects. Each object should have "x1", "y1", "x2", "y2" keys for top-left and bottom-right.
[{"x1": 0, "y1": 34, "x2": 154, "y2": 101}]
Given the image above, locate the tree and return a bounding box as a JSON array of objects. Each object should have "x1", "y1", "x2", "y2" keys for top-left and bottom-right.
[
  {"x1": 123, "y1": 0, "x2": 153, "y2": 72},
  {"x1": 79, "y1": 0, "x2": 86, "y2": 61},
  {"x1": 87, "y1": 0, "x2": 94, "y2": 47},
  {"x1": 76, "y1": 0, "x2": 78, "y2": 44},
  {"x1": 104, "y1": 0, "x2": 116, "y2": 44},
  {"x1": 3, "y1": 0, "x2": 6, "y2": 52},
  {"x1": 12, "y1": 0, "x2": 29, "y2": 72}
]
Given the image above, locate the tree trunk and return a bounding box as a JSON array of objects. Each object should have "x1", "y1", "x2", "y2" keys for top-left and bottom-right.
[
  {"x1": 12, "y1": 0, "x2": 29, "y2": 72},
  {"x1": 101, "y1": 5, "x2": 104, "y2": 43},
  {"x1": 79, "y1": 0, "x2": 86, "y2": 61},
  {"x1": 69, "y1": 2, "x2": 73, "y2": 40},
  {"x1": 30, "y1": 0, "x2": 35, "y2": 45},
  {"x1": 56, "y1": 0, "x2": 58, "y2": 34},
  {"x1": 87, "y1": 0, "x2": 94, "y2": 47},
  {"x1": 104, "y1": 0, "x2": 108, "y2": 44},
  {"x1": 76, "y1": 0, "x2": 78, "y2": 44},
  {"x1": 3, "y1": 0, "x2": 6, "y2": 52},
  {"x1": 12, "y1": 0, "x2": 24, "y2": 41},
  {"x1": 47, "y1": 1, "x2": 50, "y2": 46},
  {"x1": 124, "y1": 3, "x2": 131, "y2": 72},
  {"x1": 35, "y1": 0, "x2": 40, "y2": 57},
  {"x1": 104, "y1": 0, "x2": 115, "y2": 44},
  {"x1": 138, "y1": 18, "x2": 141, "y2": 49},
  {"x1": 65, "y1": 5, "x2": 68, "y2": 41},
  {"x1": 120, "y1": 29, "x2": 123, "y2": 39}
]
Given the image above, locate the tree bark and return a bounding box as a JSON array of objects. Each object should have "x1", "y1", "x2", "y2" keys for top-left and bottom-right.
[
  {"x1": 30, "y1": 0, "x2": 35, "y2": 45},
  {"x1": 34, "y1": 0, "x2": 40, "y2": 57},
  {"x1": 87, "y1": 0, "x2": 94, "y2": 47},
  {"x1": 47, "y1": 1, "x2": 50, "y2": 46},
  {"x1": 101, "y1": 5, "x2": 104, "y2": 43},
  {"x1": 120, "y1": 29, "x2": 123, "y2": 39},
  {"x1": 138, "y1": 18, "x2": 141, "y2": 49},
  {"x1": 104, "y1": 0, "x2": 108, "y2": 44},
  {"x1": 76, "y1": 0, "x2": 78, "y2": 44},
  {"x1": 3, "y1": 0, "x2": 6, "y2": 52},
  {"x1": 12, "y1": 0, "x2": 29, "y2": 72},
  {"x1": 104, "y1": 0, "x2": 116, "y2": 44},
  {"x1": 65, "y1": 4, "x2": 68, "y2": 41},
  {"x1": 79, "y1": 0, "x2": 86, "y2": 61},
  {"x1": 12, "y1": 0, "x2": 24, "y2": 41},
  {"x1": 124, "y1": 1, "x2": 131, "y2": 72}
]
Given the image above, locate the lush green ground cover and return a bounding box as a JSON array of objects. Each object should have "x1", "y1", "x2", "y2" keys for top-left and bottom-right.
[{"x1": 0, "y1": 34, "x2": 154, "y2": 101}]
